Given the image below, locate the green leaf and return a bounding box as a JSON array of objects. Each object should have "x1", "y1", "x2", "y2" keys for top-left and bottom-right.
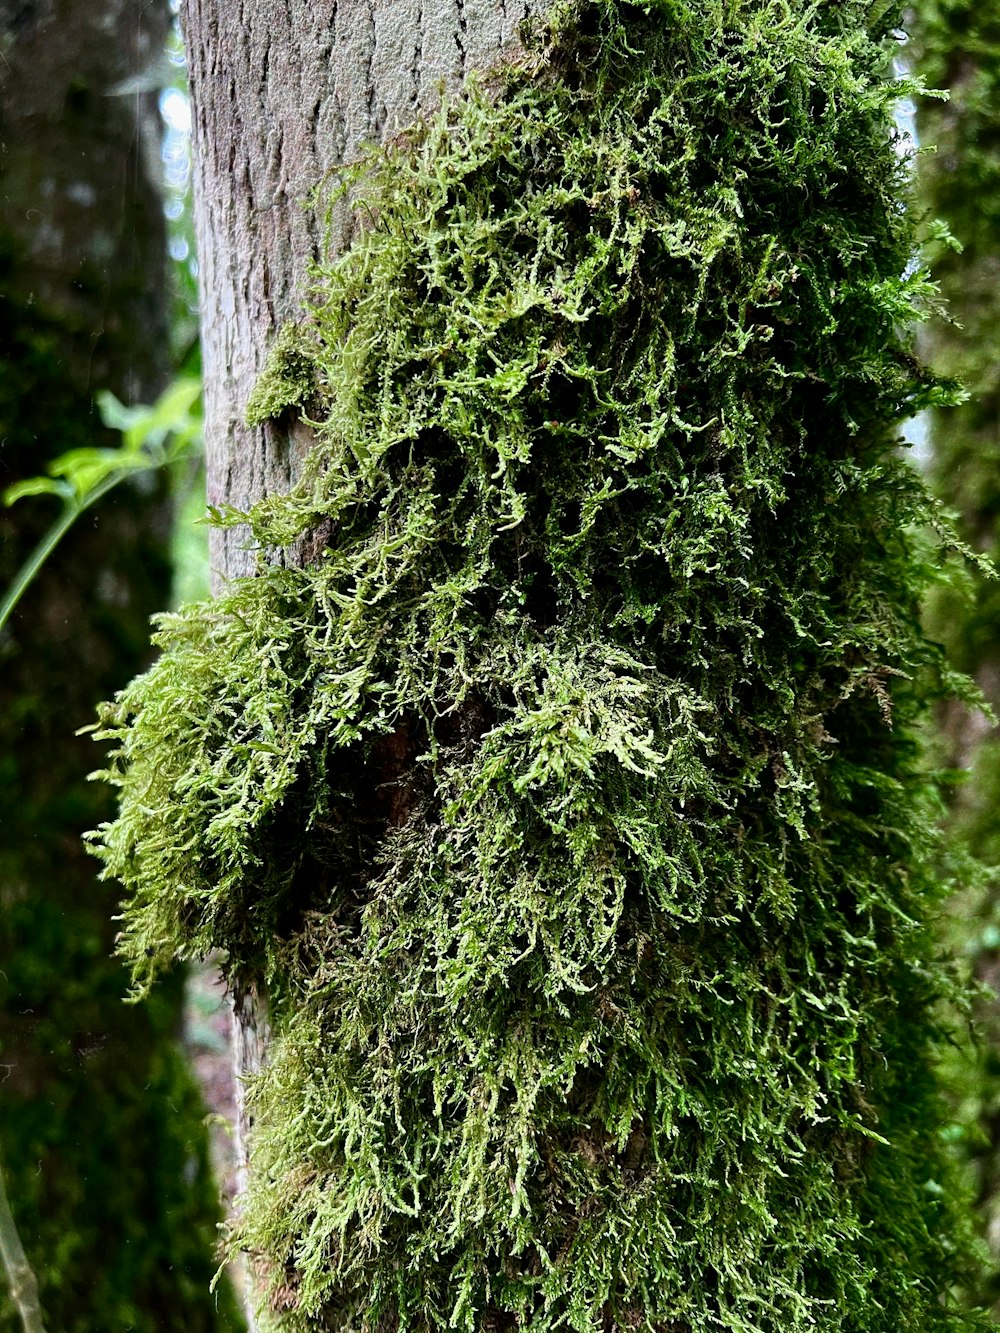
[
  {"x1": 3, "y1": 476, "x2": 73, "y2": 506},
  {"x1": 97, "y1": 376, "x2": 202, "y2": 453}
]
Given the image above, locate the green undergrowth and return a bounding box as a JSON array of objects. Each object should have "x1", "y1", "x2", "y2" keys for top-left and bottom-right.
[{"x1": 94, "y1": 1, "x2": 985, "y2": 1328}]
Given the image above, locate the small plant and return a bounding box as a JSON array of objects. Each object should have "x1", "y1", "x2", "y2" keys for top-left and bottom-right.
[
  {"x1": 0, "y1": 376, "x2": 201, "y2": 633},
  {"x1": 0, "y1": 1146, "x2": 45, "y2": 1333}
]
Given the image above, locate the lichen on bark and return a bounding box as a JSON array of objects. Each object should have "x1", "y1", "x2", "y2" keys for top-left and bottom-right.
[{"x1": 95, "y1": 1, "x2": 983, "y2": 1328}]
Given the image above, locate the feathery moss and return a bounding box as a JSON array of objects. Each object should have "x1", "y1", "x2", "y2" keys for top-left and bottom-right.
[{"x1": 95, "y1": 1, "x2": 981, "y2": 1327}]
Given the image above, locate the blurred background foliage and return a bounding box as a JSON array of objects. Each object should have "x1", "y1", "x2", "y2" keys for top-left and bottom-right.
[
  {"x1": 912, "y1": 0, "x2": 1000, "y2": 1316},
  {"x1": 0, "y1": 0, "x2": 227, "y2": 1327}
]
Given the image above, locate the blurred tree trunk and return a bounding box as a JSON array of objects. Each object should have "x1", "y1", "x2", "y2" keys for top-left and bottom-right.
[
  {"x1": 912, "y1": 2, "x2": 1000, "y2": 1312},
  {"x1": 0, "y1": 1, "x2": 239, "y2": 1327}
]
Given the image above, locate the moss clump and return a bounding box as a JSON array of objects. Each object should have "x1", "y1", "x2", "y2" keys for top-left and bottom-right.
[
  {"x1": 246, "y1": 322, "x2": 319, "y2": 427},
  {"x1": 94, "y1": 1, "x2": 982, "y2": 1328}
]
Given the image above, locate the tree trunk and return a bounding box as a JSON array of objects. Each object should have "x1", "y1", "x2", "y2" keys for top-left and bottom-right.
[
  {"x1": 0, "y1": 2, "x2": 238, "y2": 1327},
  {"x1": 182, "y1": 0, "x2": 541, "y2": 1282},
  {"x1": 105, "y1": 2, "x2": 983, "y2": 1327},
  {"x1": 185, "y1": 0, "x2": 540, "y2": 580}
]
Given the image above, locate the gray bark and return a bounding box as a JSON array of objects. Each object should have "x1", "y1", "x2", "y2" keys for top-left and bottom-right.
[{"x1": 184, "y1": 0, "x2": 540, "y2": 582}]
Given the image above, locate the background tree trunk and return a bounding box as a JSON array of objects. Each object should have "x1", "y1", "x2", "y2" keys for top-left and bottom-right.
[
  {"x1": 0, "y1": 2, "x2": 239, "y2": 1327},
  {"x1": 912, "y1": 0, "x2": 1000, "y2": 1313}
]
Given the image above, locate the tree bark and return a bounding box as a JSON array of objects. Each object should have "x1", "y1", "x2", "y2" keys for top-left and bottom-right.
[
  {"x1": 170, "y1": 4, "x2": 980, "y2": 1329},
  {"x1": 181, "y1": 0, "x2": 541, "y2": 1307},
  {"x1": 185, "y1": 0, "x2": 540, "y2": 582}
]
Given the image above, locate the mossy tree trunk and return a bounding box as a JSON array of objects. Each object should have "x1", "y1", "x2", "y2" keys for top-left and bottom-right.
[
  {"x1": 182, "y1": 0, "x2": 541, "y2": 1288},
  {"x1": 0, "y1": 2, "x2": 238, "y2": 1327},
  {"x1": 912, "y1": 0, "x2": 1000, "y2": 1309},
  {"x1": 121, "y1": 1, "x2": 986, "y2": 1327},
  {"x1": 185, "y1": 0, "x2": 542, "y2": 574}
]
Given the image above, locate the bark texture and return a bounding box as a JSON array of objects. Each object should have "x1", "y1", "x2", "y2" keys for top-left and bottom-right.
[
  {"x1": 157, "y1": 5, "x2": 981, "y2": 1331},
  {"x1": 184, "y1": 0, "x2": 541, "y2": 583},
  {"x1": 0, "y1": 2, "x2": 238, "y2": 1327}
]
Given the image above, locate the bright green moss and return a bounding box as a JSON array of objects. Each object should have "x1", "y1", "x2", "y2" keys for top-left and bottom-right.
[
  {"x1": 94, "y1": 1, "x2": 983, "y2": 1328},
  {"x1": 246, "y1": 322, "x2": 318, "y2": 428}
]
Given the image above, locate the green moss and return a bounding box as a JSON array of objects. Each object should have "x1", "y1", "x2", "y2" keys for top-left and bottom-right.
[
  {"x1": 94, "y1": 1, "x2": 983, "y2": 1328},
  {"x1": 246, "y1": 323, "x2": 319, "y2": 427}
]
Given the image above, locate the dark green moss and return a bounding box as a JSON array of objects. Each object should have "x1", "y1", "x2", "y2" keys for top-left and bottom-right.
[{"x1": 96, "y1": 2, "x2": 982, "y2": 1328}]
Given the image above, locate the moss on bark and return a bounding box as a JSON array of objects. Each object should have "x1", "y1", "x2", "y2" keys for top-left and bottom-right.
[{"x1": 97, "y1": 1, "x2": 982, "y2": 1328}]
